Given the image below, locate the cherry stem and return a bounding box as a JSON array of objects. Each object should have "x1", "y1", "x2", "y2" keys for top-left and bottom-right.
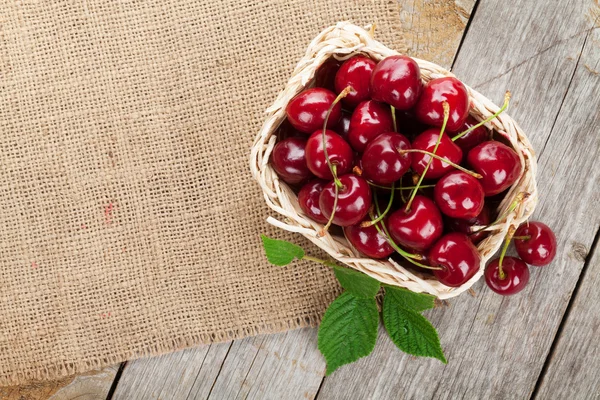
[
  {"x1": 318, "y1": 165, "x2": 340, "y2": 237},
  {"x1": 513, "y1": 235, "x2": 531, "y2": 240},
  {"x1": 470, "y1": 192, "x2": 529, "y2": 235},
  {"x1": 367, "y1": 181, "x2": 435, "y2": 191},
  {"x1": 361, "y1": 182, "x2": 395, "y2": 227},
  {"x1": 398, "y1": 149, "x2": 482, "y2": 179},
  {"x1": 353, "y1": 165, "x2": 363, "y2": 176},
  {"x1": 405, "y1": 101, "x2": 450, "y2": 212},
  {"x1": 391, "y1": 105, "x2": 397, "y2": 132},
  {"x1": 399, "y1": 178, "x2": 407, "y2": 203},
  {"x1": 322, "y1": 86, "x2": 354, "y2": 188},
  {"x1": 498, "y1": 226, "x2": 516, "y2": 280},
  {"x1": 452, "y1": 91, "x2": 511, "y2": 142}
]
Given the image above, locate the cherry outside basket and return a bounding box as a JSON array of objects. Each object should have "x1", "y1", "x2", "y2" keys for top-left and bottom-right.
[{"x1": 250, "y1": 22, "x2": 538, "y2": 299}]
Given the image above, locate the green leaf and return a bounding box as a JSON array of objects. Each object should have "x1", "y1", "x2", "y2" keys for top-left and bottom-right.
[
  {"x1": 383, "y1": 293, "x2": 447, "y2": 363},
  {"x1": 333, "y1": 266, "x2": 380, "y2": 298},
  {"x1": 318, "y1": 292, "x2": 379, "y2": 375},
  {"x1": 261, "y1": 235, "x2": 305, "y2": 266},
  {"x1": 384, "y1": 286, "x2": 435, "y2": 312}
]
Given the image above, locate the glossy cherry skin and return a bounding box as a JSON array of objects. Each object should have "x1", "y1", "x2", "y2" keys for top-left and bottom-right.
[
  {"x1": 336, "y1": 111, "x2": 352, "y2": 139},
  {"x1": 305, "y1": 130, "x2": 354, "y2": 180},
  {"x1": 370, "y1": 55, "x2": 422, "y2": 110},
  {"x1": 514, "y1": 222, "x2": 557, "y2": 266},
  {"x1": 434, "y1": 171, "x2": 485, "y2": 219},
  {"x1": 414, "y1": 77, "x2": 469, "y2": 132},
  {"x1": 429, "y1": 232, "x2": 481, "y2": 287},
  {"x1": 319, "y1": 174, "x2": 372, "y2": 227},
  {"x1": 467, "y1": 141, "x2": 521, "y2": 196},
  {"x1": 485, "y1": 257, "x2": 530, "y2": 295},
  {"x1": 335, "y1": 56, "x2": 377, "y2": 108},
  {"x1": 446, "y1": 204, "x2": 491, "y2": 244},
  {"x1": 286, "y1": 88, "x2": 342, "y2": 134},
  {"x1": 315, "y1": 58, "x2": 341, "y2": 91},
  {"x1": 452, "y1": 116, "x2": 489, "y2": 153},
  {"x1": 361, "y1": 132, "x2": 412, "y2": 185},
  {"x1": 271, "y1": 137, "x2": 312, "y2": 185},
  {"x1": 411, "y1": 128, "x2": 463, "y2": 179},
  {"x1": 347, "y1": 100, "x2": 393, "y2": 152},
  {"x1": 298, "y1": 179, "x2": 328, "y2": 223},
  {"x1": 387, "y1": 195, "x2": 444, "y2": 251},
  {"x1": 344, "y1": 218, "x2": 394, "y2": 259}
]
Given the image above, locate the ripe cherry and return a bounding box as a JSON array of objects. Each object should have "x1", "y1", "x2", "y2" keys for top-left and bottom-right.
[
  {"x1": 305, "y1": 130, "x2": 354, "y2": 180},
  {"x1": 347, "y1": 100, "x2": 393, "y2": 152},
  {"x1": 429, "y1": 232, "x2": 481, "y2": 287},
  {"x1": 344, "y1": 218, "x2": 394, "y2": 259},
  {"x1": 452, "y1": 115, "x2": 489, "y2": 153},
  {"x1": 334, "y1": 56, "x2": 377, "y2": 108},
  {"x1": 485, "y1": 256, "x2": 529, "y2": 295},
  {"x1": 414, "y1": 77, "x2": 469, "y2": 132},
  {"x1": 411, "y1": 128, "x2": 463, "y2": 179},
  {"x1": 319, "y1": 174, "x2": 372, "y2": 227},
  {"x1": 286, "y1": 88, "x2": 341, "y2": 134},
  {"x1": 298, "y1": 180, "x2": 328, "y2": 223},
  {"x1": 336, "y1": 111, "x2": 352, "y2": 139},
  {"x1": 467, "y1": 141, "x2": 521, "y2": 196},
  {"x1": 514, "y1": 222, "x2": 557, "y2": 266},
  {"x1": 361, "y1": 132, "x2": 412, "y2": 185},
  {"x1": 271, "y1": 137, "x2": 312, "y2": 185},
  {"x1": 434, "y1": 171, "x2": 484, "y2": 219},
  {"x1": 446, "y1": 204, "x2": 491, "y2": 244},
  {"x1": 387, "y1": 195, "x2": 443, "y2": 251},
  {"x1": 314, "y1": 58, "x2": 341, "y2": 91},
  {"x1": 370, "y1": 55, "x2": 422, "y2": 110}
]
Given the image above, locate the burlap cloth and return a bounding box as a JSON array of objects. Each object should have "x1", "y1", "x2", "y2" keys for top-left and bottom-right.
[{"x1": 0, "y1": 0, "x2": 408, "y2": 386}]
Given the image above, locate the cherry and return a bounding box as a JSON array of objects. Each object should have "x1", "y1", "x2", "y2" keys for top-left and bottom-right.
[
  {"x1": 434, "y1": 171, "x2": 484, "y2": 219},
  {"x1": 270, "y1": 137, "x2": 312, "y2": 184},
  {"x1": 315, "y1": 58, "x2": 341, "y2": 91},
  {"x1": 347, "y1": 100, "x2": 393, "y2": 152},
  {"x1": 361, "y1": 132, "x2": 412, "y2": 185},
  {"x1": 485, "y1": 256, "x2": 529, "y2": 295},
  {"x1": 370, "y1": 55, "x2": 422, "y2": 110},
  {"x1": 467, "y1": 141, "x2": 521, "y2": 196},
  {"x1": 414, "y1": 77, "x2": 469, "y2": 132},
  {"x1": 411, "y1": 128, "x2": 463, "y2": 179},
  {"x1": 336, "y1": 111, "x2": 352, "y2": 139},
  {"x1": 305, "y1": 129, "x2": 354, "y2": 180},
  {"x1": 286, "y1": 88, "x2": 342, "y2": 134},
  {"x1": 446, "y1": 204, "x2": 491, "y2": 244},
  {"x1": 387, "y1": 195, "x2": 443, "y2": 251},
  {"x1": 334, "y1": 56, "x2": 377, "y2": 108},
  {"x1": 298, "y1": 179, "x2": 329, "y2": 223},
  {"x1": 514, "y1": 222, "x2": 557, "y2": 266},
  {"x1": 452, "y1": 115, "x2": 489, "y2": 152},
  {"x1": 429, "y1": 232, "x2": 481, "y2": 287},
  {"x1": 344, "y1": 218, "x2": 394, "y2": 259},
  {"x1": 319, "y1": 174, "x2": 372, "y2": 227}
]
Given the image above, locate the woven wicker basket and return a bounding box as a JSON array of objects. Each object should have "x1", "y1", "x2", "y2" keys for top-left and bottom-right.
[{"x1": 250, "y1": 22, "x2": 538, "y2": 299}]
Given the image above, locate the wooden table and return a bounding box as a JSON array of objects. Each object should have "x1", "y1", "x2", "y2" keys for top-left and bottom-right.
[{"x1": 3, "y1": 0, "x2": 600, "y2": 398}]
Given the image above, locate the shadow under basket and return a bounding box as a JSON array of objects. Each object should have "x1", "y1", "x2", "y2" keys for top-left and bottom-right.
[{"x1": 250, "y1": 22, "x2": 538, "y2": 299}]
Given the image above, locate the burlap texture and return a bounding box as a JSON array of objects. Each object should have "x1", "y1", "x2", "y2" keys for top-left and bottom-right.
[{"x1": 0, "y1": 0, "x2": 404, "y2": 386}]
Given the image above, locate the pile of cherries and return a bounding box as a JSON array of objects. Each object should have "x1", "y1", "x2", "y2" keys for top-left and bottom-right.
[{"x1": 271, "y1": 54, "x2": 557, "y2": 295}]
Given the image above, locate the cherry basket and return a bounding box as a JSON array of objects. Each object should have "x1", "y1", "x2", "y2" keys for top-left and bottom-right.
[{"x1": 250, "y1": 22, "x2": 538, "y2": 299}]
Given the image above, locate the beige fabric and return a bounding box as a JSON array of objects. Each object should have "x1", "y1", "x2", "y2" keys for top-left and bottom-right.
[{"x1": 0, "y1": 0, "x2": 404, "y2": 386}]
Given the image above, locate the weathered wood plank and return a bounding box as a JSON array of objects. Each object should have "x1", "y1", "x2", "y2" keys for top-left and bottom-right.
[{"x1": 317, "y1": 0, "x2": 600, "y2": 398}]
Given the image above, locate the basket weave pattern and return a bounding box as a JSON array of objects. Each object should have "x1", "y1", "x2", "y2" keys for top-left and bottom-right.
[{"x1": 251, "y1": 22, "x2": 538, "y2": 299}]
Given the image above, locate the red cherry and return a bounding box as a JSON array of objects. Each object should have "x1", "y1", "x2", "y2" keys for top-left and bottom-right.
[
  {"x1": 414, "y1": 77, "x2": 469, "y2": 132},
  {"x1": 387, "y1": 195, "x2": 443, "y2": 251},
  {"x1": 334, "y1": 56, "x2": 377, "y2": 108},
  {"x1": 315, "y1": 58, "x2": 341, "y2": 91},
  {"x1": 319, "y1": 175, "x2": 372, "y2": 227},
  {"x1": 429, "y1": 232, "x2": 481, "y2": 287},
  {"x1": 344, "y1": 218, "x2": 394, "y2": 259},
  {"x1": 336, "y1": 111, "x2": 352, "y2": 139},
  {"x1": 452, "y1": 116, "x2": 489, "y2": 153},
  {"x1": 286, "y1": 88, "x2": 341, "y2": 134},
  {"x1": 485, "y1": 257, "x2": 529, "y2": 295},
  {"x1": 446, "y1": 204, "x2": 491, "y2": 244},
  {"x1": 411, "y1": 128, "x2": 463, "y2": 179},
  {"x1": 305, "y1": 130, "x2": 354, "y2": 180},
  {"x1": 361, "y1": 132, "x2": 412, "y2": 185},
  {"x1": 298, "y1": 179, "x2": 328, "y2": 223},
  {"x1": 434, "y1": 171, "x2": 485, "y2": 219},
  {"x1": 347, "y1": 100, "x2": 393, "y2": 152},
  {"x1": 271, "y1": 137, "x2": 312, "y2": 185},
  {"x1": 370, "y1": 55, "x2": 422, "y2": 110},
  {"x1": 467, "y1": 141, "x2": 521, "y2": 196},
  {"x1": 514, "y1": 222, "x2": 557, "y2": 266}
]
